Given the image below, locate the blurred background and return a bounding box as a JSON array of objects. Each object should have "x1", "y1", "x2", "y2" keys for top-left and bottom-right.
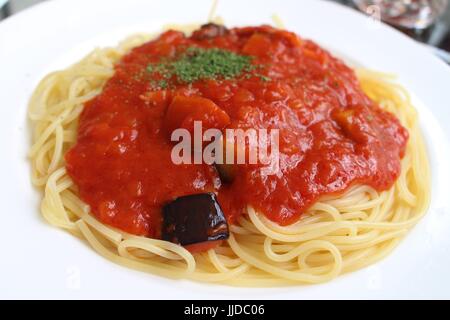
[{"x1": 1, "y1": 0, "x2": 450, "y2": 63}]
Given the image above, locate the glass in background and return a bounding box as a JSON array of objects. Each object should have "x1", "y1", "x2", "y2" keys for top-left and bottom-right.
[
  {"x1": 352, "y1": 0, "x2": 448, "y2": 29},
  {"x1": 0, "y1": 0, "x2": 9, "y2": 20}
]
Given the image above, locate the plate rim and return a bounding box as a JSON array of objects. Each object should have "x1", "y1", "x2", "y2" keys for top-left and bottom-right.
[{"x1": 1, "y1": 0, "x2": 450, "y2": 299}]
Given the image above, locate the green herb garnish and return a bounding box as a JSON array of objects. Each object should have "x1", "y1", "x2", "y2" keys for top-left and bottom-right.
[
  {"x1": 146, "y1": 47, "x2": 269, "y2": 87},
  {"x1": 257, "y1": 74, "x2": 272, "y2": 82}
]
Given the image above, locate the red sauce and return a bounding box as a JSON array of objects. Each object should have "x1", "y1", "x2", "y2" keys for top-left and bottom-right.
[{"x1": 66, "y1": 26, "x2": 408, "y2": 239}]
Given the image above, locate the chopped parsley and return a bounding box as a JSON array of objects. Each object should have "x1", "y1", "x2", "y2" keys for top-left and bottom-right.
[
  {"x1": 258, "y1": 75, "x2": 272, "y2": 82},
  {"x1": 146, "y1": 46, "x2": 270, "y2": 88}
]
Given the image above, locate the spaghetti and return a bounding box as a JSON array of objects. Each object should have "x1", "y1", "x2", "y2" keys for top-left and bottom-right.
[{"x1": 28, "y1": 26, "x2": 430, "y2": 285}]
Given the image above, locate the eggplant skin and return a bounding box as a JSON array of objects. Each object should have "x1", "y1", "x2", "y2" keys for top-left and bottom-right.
[
  {"x1": 161, "y1": 193, "x2": 229, "y2": 246},
  {"x1": 191, "y1": 23, "x2": 229, "y2": 40},
  {"x1": 215, "y1": 163, "x2": 236, "y2": 183}
]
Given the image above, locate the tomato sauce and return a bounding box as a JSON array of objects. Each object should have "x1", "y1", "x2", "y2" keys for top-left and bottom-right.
[{"x1": 65, "y1": 25, "x2": 408, "y2": 238}]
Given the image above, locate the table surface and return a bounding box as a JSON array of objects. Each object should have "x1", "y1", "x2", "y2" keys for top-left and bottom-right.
[{"x1": 1, "y1": 0, "x2": 450, "y2": 52}]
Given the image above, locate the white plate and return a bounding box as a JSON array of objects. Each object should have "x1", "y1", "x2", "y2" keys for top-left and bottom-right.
[{"x1": 1, "y1": 0, "x2": 450, "y2": 299}]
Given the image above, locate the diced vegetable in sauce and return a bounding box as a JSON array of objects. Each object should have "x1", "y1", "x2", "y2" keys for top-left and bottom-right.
[{"x1": 164, "y1": 95, "x2": 230, "y2": 135}]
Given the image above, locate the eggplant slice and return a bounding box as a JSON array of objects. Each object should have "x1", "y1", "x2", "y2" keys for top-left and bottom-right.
[
  {"x1": 162, "y1": 193, "x2": 229, "y2": 246},
  {"x1": 191, "y1": 23, "x2": 229, "y2": 40}
]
